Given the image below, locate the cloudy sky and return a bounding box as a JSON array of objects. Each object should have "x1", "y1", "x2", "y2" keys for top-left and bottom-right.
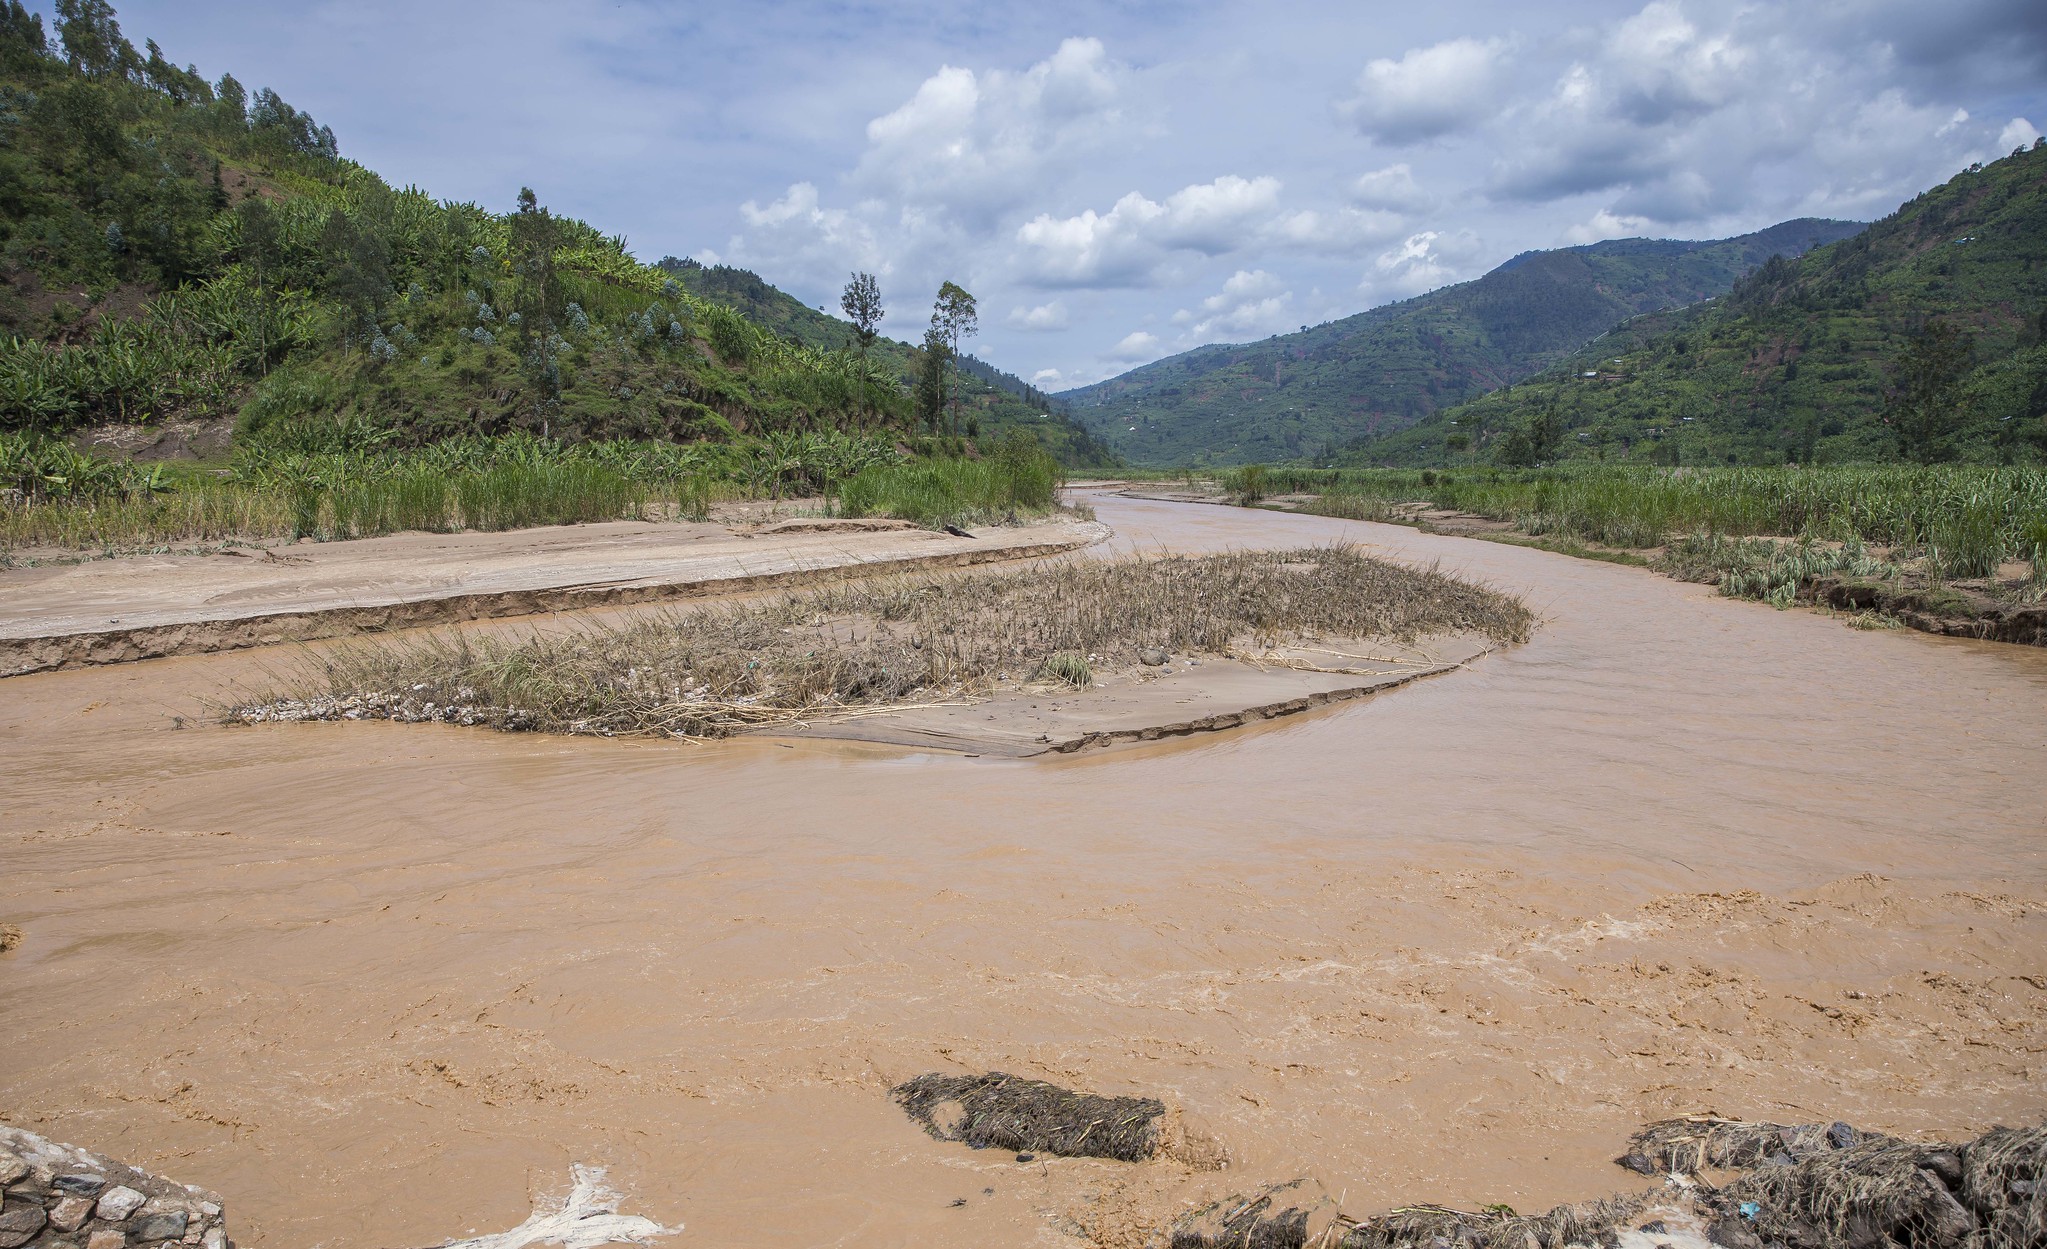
[{"x1": 63, "y1": 1, "x2": 2047, "y2": 388}]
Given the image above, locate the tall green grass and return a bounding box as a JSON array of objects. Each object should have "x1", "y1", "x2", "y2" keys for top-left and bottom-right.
[
  {"x1": 840, "y1": 441, "x2": 1061, "y2": 529},
  {"x1": 1292, "y1": 464, "x2": 2047, "y2": 575}
]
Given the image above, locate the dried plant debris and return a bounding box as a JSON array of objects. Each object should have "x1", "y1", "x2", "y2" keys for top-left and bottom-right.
[
  {"x1": 1170, "y1": 1184, "x2": 1649, "y2": 1249},
  {"x1": 1166, "y1": 1118, "x2": 2041, "y2": 1249},
  {"x1": 1705, "y1": 1122, "x2": 2044, "y2": 1249},
  {"x1": 891, "y1": 1072, "x2": 1166, "y2": 1163},
  {"x1": 1170, "y1": 1182, "x2": 1317, "y2": 1249},
  {"x1": 1621, "y1": 1116, "x2": 1876, "y2": 1175},
  {"x1": 224, "y1": 547, "x2": 1533, "y2": 740}
]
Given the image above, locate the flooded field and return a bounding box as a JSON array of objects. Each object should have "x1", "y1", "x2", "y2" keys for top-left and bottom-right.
[{"x1": 3, "y1": 490, "x2": 2043, "y2": 1248}]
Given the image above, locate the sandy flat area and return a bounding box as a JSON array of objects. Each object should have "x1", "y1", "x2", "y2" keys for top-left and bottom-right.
[
  {"x1": 775, "y1": 634, "x2": 1491, "y2": 755},
  {"x1": 0, "y1": 515, "x2": 1106, "y2": 674}
]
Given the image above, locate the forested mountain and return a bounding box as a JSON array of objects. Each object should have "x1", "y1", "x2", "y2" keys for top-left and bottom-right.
[
  {"x1": 1354, "y1": 141, "x2": 2047, "y2": 468},
  {"x1": 0, "y1": 1, "x2": 1116, "y2": 466},
  {"x1": 1059, "y1": 219, "x2": 1863, "y2": 466},
  {"x1": 656, "y1": 258, "x2": 1118, "y2": 468}
]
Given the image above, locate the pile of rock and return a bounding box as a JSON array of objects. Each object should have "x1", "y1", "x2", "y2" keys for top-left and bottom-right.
[{"x1": 0, "y1": 1128, "x2": 227, "y2": 1249}]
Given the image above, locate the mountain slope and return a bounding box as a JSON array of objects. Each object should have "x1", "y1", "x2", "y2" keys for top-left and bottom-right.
[
  {"x1": 1357, "y1": 141, "x2": 2047, "y2": 467},
  {"x1": 657, "y1": 258, "x2": 1118, "y2": 468},
  {"x1": 0, "y1": 2, "x2": 908, "y2": 449},
  {"x1": 1059, "y1": 218, "x2": 1864, "y2": 466}
]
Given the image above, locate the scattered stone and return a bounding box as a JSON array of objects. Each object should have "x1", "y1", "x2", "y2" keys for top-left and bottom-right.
[
  {"x1": 1638, "y1": 1219, "x2": 1668, "y2": 1234},
  {"x1": 1826, "y1": 1121, "x2": 1860, "y2": 1150},
  {"x1": 1139, "y1": 647, "x2": 1169, "y2": 666},
  {"x1": 1923, "y1": 1149, "x2": 1963, "y2": 1187},
  {"x1": 0, "y1": 1128, "x2": 226, "y2": 1249},
  {"x1": 0, "y1": 924, "x2": 20, "y2": 955},
  {"x1": 1619, "y1": 1152, "x2": 1659, "y2": 1175},
  {"x1": 1014, "y1": 1153, "x2": 1034, "y2": 1163},
  {"x1": 0, "y1": 1201, "x2": 48, "y2": 1249},
  {"x1": 129, "y1": 1212, "x2": 187, "y2": 1242},
  {"x1": 46, "y1": 1198, "x2": 92, "y2": 1233},
  {"x1": 1704, "y1": 1214, "x2": 1763, "y2": 1248},
  {"x1": 0, "y1": 1155, "x2": 25, "y2": 1189}
]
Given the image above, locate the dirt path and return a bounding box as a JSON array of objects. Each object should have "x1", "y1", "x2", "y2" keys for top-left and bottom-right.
[
  {"x1": 0, "y1": 516, "x2": 1106, "y2": 675},
  {"x1": 0, "y1": 490, "x2": 2041, "y2": 1248}
]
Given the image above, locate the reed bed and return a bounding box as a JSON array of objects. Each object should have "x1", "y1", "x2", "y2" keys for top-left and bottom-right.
[
  {"x1": 1280, "y1": 464, "x2": 2047, "y2": 569},
  {"x1": 838, "y1": 447, "x2": 1061, "y2": 529},
  {"x1": 226, "y1": 546, "x2": 1534, "y2": 739},
  {"x1": 1, "y1": 425, "x2": 1077, "y2": 551}
]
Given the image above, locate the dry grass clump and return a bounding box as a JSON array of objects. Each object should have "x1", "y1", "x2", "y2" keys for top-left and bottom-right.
[
  {"x1": 225, "y1": 546, "x2": 1533, "y2": 739},
  {"x1": 1623, "y1": 1116, "x2": 1872, "y2": 1174},
  {"x1": 0, "y1": 923, "x2": 21, "y2": 954},
  {"x1": 1169, "y1": 1186, "x2": 1646, "y2": 1249},
  {"x1": 1336, "y1": 1195, "x2": 1646, "y2": 1249},
  {"x1": 892, "y1": 1072, "x2": 1165, "y2": 1163}
]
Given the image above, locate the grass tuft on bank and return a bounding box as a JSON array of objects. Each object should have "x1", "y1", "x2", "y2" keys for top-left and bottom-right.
[{"x1": 226, "y1": 546, "x2": 1532, "y2": 740}]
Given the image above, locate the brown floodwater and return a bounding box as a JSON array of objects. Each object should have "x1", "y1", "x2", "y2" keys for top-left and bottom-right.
[{"x1": 3, "y1": 491, "x2": 2043, "y2": 1248}]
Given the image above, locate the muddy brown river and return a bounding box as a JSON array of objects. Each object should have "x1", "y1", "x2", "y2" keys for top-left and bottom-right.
[{"x1": 3, "y1": 491, "x2": 2043, "y2": 1248}]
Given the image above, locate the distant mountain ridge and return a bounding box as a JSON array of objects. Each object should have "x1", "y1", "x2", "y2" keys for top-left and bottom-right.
[
  {"x1": 1058, "y1": 218, "x2": 1866, "y2": 465},
  {"x1": 1354, "y1": 142, "x2": 2047, "y2": 467}
]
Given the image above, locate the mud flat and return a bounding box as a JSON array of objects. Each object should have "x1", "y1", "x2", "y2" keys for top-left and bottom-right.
[
  {"x1": 0, "y1": 515, "x2": 1106, "y2": 676},
  {"x1": 1, "y1": 490, "x2": 2043, "y2": 1248},
  {"x1": 774, "y1": 633, "x2": 1491, "y2": 756}
]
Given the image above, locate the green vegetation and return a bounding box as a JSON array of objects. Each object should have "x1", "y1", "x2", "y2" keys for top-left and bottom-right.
[
  {"x1": 667, "y1": 258, "x2": 1118, "y2": 469},
  {"x1": 1284, "y1": 464, "x2": 2046, "y2": 560},
  {"x1": 227, "y1": 546, "x2": 1534, "y2": 739},
  {"x1": 1062, "y1": 219, "x2": 1862, "y2": 465},
  {"x1": 0, "y1": 0, "x2": 1117, "y2": 522},
  {"x1": 1365, "y1": 142, "x2": 2047, "y2": 468},
  {"x1": 0, "y1": 2, "x2": 900, "y2": 442},
  {"x1": 839, "y1": 434, "x2": 1062, "y2": 531},
  {"x1": 0, "y1": 424, "x2": 907, "y2": 550}
]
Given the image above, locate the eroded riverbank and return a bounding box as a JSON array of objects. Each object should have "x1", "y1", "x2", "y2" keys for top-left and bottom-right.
[{"x1": 1, "y1": 490, "x2": 2042, "y2": 1248}]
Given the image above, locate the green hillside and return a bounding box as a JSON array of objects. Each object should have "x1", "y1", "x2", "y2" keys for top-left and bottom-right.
[
  {"x1": 1356, "y1": 142, "x2": 2047, "y2": 468},
  {"x1": 0, "y1": 2, "x2": 1118, "y2": 469},
  {"x1": 656, "y1": 258, "x2": 1119, "y2": 468},
  {"x1": 1059, "y1": 219, "x2": 1863, "y2": 466}
]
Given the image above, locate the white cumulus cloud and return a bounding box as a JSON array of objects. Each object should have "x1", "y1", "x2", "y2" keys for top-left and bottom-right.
[
  {"x1": 1349, "y1": 163, "x2": 1432, "y2": 212},
  {"x1": 1108, "y1": 330, "x2": 1163, "y2": 361},
  {"x1": 1173, "y1": 268, "x2": 1295, "y2": 341},
  {"x1": 1336, "y1": 37, "x2": 1508, "y2": 145},
  {"x1": 1013, "y1": 174, "x2": 1282, "y2": 286},
  {"x1": 1007, "y1": 300, "x2": 1070, "y2": 331}
]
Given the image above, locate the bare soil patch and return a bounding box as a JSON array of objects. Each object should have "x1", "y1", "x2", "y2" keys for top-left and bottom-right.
[{"x1": 0, "y1": 515, "x2": 1104, "y2": 676}]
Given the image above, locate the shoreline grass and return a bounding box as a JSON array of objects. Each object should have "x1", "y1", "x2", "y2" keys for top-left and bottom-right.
[
  {"x1": 2, "y1": 426, "x2": 1071, "y2": 552},
  {"x1": 225, "y1": 546, "x2": 1533, "y2": 740}
]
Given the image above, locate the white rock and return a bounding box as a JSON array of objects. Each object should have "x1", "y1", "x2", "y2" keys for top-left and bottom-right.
[{"x1": 96, "y1": 1185, "x2": 147, "y2": 1222}]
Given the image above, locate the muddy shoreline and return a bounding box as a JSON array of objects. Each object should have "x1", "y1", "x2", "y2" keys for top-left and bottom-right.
[{"x1": 1105, "y1": 482, "x2": 2047, "y2": 648}]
